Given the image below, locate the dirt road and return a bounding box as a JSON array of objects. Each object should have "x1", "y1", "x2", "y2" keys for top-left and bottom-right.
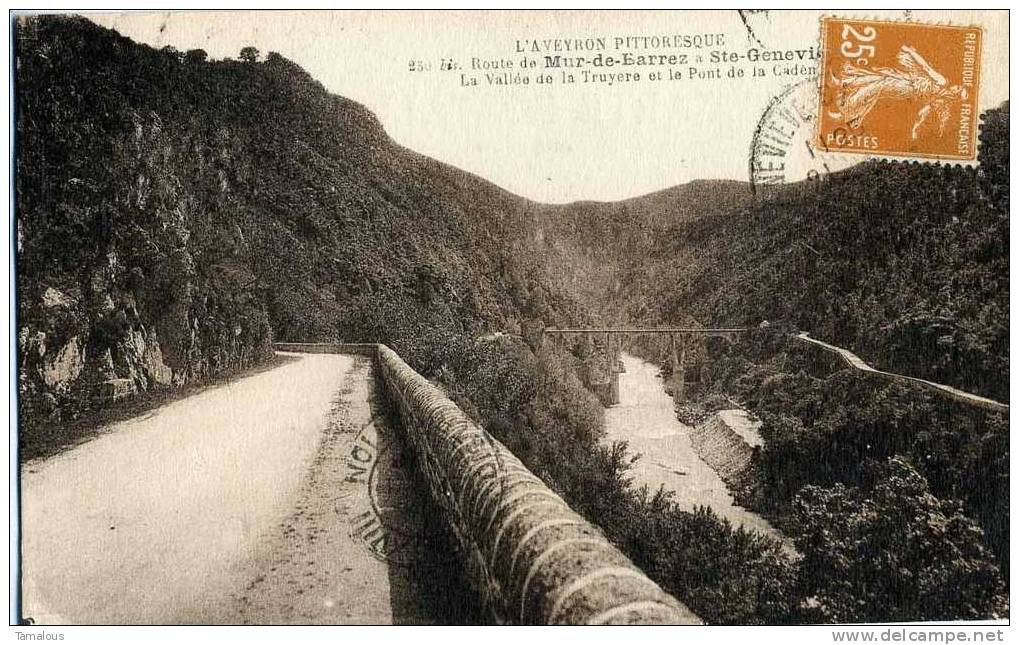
[{"x1": 20, "y1": 352, "x2": 472, "y2": 625}]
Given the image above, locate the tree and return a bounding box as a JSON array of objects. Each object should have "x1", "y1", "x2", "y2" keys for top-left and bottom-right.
[
  {"x1": 160, "y1": 45, "x2": 181, "y2": 62},
  {"x1": 791, "y1": 457, "x2": 1007, "y2": 623},
  {"x1": 183, "y1": 49, "x2": 207, "y2": 64},
  {"x1": 239, "y1": 46, "x2": 259, "y2": 63}
]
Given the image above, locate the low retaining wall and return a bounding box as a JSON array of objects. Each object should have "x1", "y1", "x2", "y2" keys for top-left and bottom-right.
[
  {"x1": 690, "y1": 414, "x2": 755, "y2": 487},
  {"x1": 274, "y1": 341, "x2": 699, "y2": 624},
  {"x1": 273, "y1": 342, "x2": 378, "y2": 357}
]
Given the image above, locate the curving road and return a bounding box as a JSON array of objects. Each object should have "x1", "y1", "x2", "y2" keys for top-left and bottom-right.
[
  {"x1": 20, "y1": 352, "x2": 455, "y2": 625},
  {"x1": 794, "y1": 332, "x2": 1008, "y2": 413}
]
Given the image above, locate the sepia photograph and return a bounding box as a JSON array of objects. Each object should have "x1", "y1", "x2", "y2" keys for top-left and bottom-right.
[{"x1": 8, "y1": 7, "x2": 1012, "y2": 635}]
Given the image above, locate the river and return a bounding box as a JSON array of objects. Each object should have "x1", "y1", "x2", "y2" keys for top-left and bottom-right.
[{"x1": 603, "y1": 353, "x2": 786, "y2": 542}]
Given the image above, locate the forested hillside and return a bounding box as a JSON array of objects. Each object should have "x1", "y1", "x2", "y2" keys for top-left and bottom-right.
[
  {"x1": 534, "y1": 100, "x2": 1010, "y2": 621},
  {"x1": 533, "y1": 181, "x2": 755, "y2": 322},
  {"x1": 15, "y1": 15, "x2": 584, "y2": 444},
  {"x1": 541, "y1": 120, "x2": 1009, "y2": 403}
]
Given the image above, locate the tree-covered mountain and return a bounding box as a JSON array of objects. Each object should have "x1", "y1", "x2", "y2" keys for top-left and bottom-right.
[
  {"x1": 544, "y1": 132, "x2": 1009, "y2": 403},
  {"x1": 15, "y1": 15, "x2": 588, "y2": 439},
  {"x1": 22, "y1": 15, "x2": 1005, "y2": 428},
  {"x1": 536, "y1": 99, "x2": 1010, "y2": 609}
]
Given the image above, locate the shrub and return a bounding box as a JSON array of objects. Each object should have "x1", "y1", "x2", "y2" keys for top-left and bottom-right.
[{"x1": 791, "y1": 457, "x2": 1007, "y2": 622}]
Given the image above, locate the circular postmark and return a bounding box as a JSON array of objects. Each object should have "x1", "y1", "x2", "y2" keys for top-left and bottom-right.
[
  {"x1": 344, "y1": 404, "x2": 510, "y2": 565},
  {"x1": 749, "y1": 78, "x2": 854, "y2": 192},
  {"x1": 366, "y1": 432, "x2": 428, "y2": 556},
  {"x1": 345, "y1": 416, "x2": 429, "y2": 562}
]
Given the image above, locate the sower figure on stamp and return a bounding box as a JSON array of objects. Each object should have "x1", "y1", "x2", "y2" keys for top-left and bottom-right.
[{"x1": 829, "y1": 45, "x2": 967, "y2": 140}]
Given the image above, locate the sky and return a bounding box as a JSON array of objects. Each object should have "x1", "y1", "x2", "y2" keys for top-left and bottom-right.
[{"x1": 88, "y1": 10, "x2": 1009, "y2": 203}]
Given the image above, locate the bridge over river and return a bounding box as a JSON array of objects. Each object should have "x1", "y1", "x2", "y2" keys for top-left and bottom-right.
[{"x1": 19, "y1": 344, "x2": 701, "y2": 625}]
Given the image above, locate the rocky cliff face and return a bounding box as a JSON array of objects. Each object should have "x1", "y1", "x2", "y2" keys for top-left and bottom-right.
[
  {"x1": 18, "y1": 241, "x2": 273, "y2": 427},
  {"x1": 16, "y1": 18, "x2": 276, "y2": 434},
  {"x1": 16, "y1": 138, "x2": 274, "y2": 431}
]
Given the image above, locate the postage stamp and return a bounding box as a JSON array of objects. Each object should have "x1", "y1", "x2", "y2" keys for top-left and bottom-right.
[{"x1": 815, "y1": 17, "x2": 982, "y2": 161}]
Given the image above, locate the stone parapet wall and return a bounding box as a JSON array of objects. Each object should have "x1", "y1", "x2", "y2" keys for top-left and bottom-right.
[{"x1": 374, "y1": 343, "x2": 699, "y2": 625}]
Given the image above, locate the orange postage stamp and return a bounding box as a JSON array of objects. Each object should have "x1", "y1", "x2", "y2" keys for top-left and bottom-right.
[{"x1": 815, "y1": 17, "x2": 982, "y2": 161}]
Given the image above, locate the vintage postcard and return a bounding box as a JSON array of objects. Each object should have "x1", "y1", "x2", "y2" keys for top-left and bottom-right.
[{"x1": 9, "y1": 8, "x2": 1010, "y2": 637}]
